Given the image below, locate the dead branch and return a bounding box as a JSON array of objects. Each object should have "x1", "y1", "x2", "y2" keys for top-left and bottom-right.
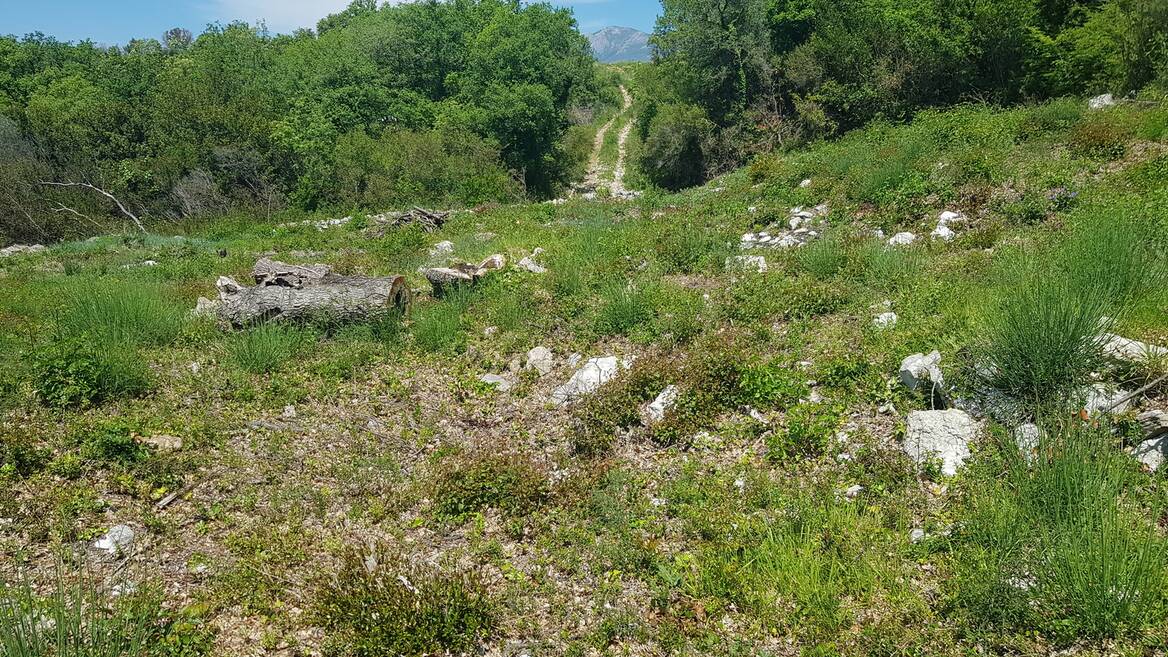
[{"x1": 40, "y1": 181, "x2": 146, "y2": 233}]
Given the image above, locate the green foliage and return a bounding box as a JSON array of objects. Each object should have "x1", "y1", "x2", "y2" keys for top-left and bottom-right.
[
  {"x1": 766, "y1": 404, "x2": 841, "y2": 463},
  {"x1": 1068, "y1": 120, "x2": 1129, "y2": 159},
  {"x1": 228, "y1": 324, "x2": 307, "y2": 374},
  {"x1": 317, "y1": 547, "x2": 495, "y2": 657},
  {"x1": 638, "y1": 103, "x2": 711, "y2": 190},
  {"x1": 31, "y1": 338, "x2": 151, "y2": 408},
  {"x1": 595, "y1": 282, "x2": 656, "y2": 337},
  {"x1": 431, "y1": 454, "x2": 548, "y2": 521},
  {"x1": 60, "y1": 282, "x2": 188, "y2": 348},
  {"x1": 951, "y1": 422, "x2": 1167, "y2": 639}
]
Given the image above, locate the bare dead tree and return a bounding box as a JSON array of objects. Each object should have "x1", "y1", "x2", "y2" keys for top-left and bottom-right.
[{"x1": 39, "y1": 181, "x2": 146, "y2": 233}]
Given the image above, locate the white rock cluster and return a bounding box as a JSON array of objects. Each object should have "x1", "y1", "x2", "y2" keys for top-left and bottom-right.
[
  {"x1": 740, "y1": 204, "x2": 829, "y2": 250},
  {"x1": 0, "y1": 244, "x2": 47, "y2": 258},
  {"x1": 904, "y1": 410, "x2": 979, "y2": 476}
]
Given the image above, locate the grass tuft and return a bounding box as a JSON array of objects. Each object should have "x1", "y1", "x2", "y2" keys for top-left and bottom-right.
[{"x1": 228, "y1": 324, "x2": 307, "y2": 374}]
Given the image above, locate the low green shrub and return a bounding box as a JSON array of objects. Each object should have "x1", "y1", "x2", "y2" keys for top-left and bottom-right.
[
  {"x1": 432, "y1": 454, "x2": 548, "y2": 521},
  {"x1": 571, "y1": 358, "x2": 675, "y2": 456},
  {"x1": 766, "y1": 404, "x2": 842, "y2": 463},
  {"x1": 1068, "y1": 120, "x2": 1129, "y2": 160},
  {"x1": 316, "y1": 547, "x2": 495, "y2": 657}
]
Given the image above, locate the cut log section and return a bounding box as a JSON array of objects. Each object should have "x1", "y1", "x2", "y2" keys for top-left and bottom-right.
[{"x1": 217, "y1": 259, "x2": 410, "y2": 327}]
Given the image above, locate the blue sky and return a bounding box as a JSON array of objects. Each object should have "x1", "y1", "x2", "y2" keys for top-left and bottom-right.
[{"x1": 1, "y1": 0, "x2": 661, "y2": 44}]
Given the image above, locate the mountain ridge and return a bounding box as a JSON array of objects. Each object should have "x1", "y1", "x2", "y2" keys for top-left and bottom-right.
[{"x1": 588, "y1": 26, "x2": 652, "y2": 63}]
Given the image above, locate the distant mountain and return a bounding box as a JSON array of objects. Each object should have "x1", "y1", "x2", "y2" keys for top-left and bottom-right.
[{"x1": 588, "y1": 26, "x2": 652, "y2": 63}]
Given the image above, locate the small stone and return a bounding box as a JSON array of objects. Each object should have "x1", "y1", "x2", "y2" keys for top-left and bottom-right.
[
  {"x1": 477, "y1": 254, "x2": 506, "y2": 271},
  {"x1": 844, "y1": 484, "x2": 864, "y2": 499},
  {"x1": 483, "y1": 326, "x2": 499, "y2": 337},
  {"x1": 937, "y1": 210, "x2": 964, "y2": 225},
  {"x1": 142, "y1": 434, "x2": 183, "y2": 451},
  {"x1": 517, "y1": 248, "x2": 548, "y2": 274},
  {"x1": 726, "y1": 255, "x2": 767, "y2": 273},
  {"x1": 551, "y1": 356, "x2": 629, "y2": 406},
  {"x1": 479, "y1": 374, "x2": 514, "y2": 392},
  {"x1": 1101, "y1": 333, "x2": 1168, "y2": 364},
  {"x1": 899, "y1": 351, "x2": 944, "y2": 391},
  {"x1": 1014, "y1": 423, "x2": 1042, "y2": 463},
  {"x1": 1138, "y1": 410, "x2": 1168, "y2": 440},
  {"x1": 646, "y1": 385, "x2": 680, "y2": 423},
  {"x1": 910, "y1": 528, "x2": 927, "y2": 544},
  {"x1": 193, "y1": 297, "x2": 220, "y2": 317},
  {"x1": 567, "y1": 353, "x2": 583, "y2": 368},
  {"x1": 94, "y1": 525, "x2": 135, "y2": 556},
  {"x1": 931, "y1": 224, "x2": 955, "y2": 241},
  {"x1": 874, "y1": 311, "x2": 898, "y2": 329},
  {"x1": 429, "y1": 241, "x2": 455, "y2": 258},
  {"x1": 1081, "y1": 384, "x2": 1130, "y2": 416},
  {"x1": 1132, "y1": 437, "x2": 1167, "y2": 472},
  {"x1": 283, "y1": 405, "x2": 297, "y2": 419},
  {"x1": 189, "y1": 362, "x2": 201, "y2": 375},
  {"x1": 799, "y1": 179, "x2": 812, "y2": 188},
  {"x1": 526, "y1": 346, "x2": 555, "y2": 377},
  {"x1": 904, "y1": 409, "x2": 979, "y2": 476},
  {"x1": 888, "y1": 232, "x2": 917, "y2": 246}
]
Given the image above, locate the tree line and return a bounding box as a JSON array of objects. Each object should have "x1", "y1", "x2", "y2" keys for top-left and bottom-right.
[
  {"x1": 638, "y1": 0, "x2": 1168, "y2": 189},
  {"x1": 0, "y1": 0, "x2": 609, "y2": 243}
]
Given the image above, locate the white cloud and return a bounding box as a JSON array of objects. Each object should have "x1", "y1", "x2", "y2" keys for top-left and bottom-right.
[{"x1": 208, "y1": 0, "x2": 362, "y2": 32}]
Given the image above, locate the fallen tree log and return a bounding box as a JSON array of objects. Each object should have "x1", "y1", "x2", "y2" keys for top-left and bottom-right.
[{"x1": 216, "y1": 259, "x2": 409, "y2": 327}]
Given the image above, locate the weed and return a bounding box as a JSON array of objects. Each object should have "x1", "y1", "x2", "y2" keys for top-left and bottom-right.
[
  {"x1": 60, "y1": 281, "x2": 188, "y2": 348},
  {"x1": 1069, "y1": 121, "x2": 1129, "y2": 160},
  {"x1": 857, "y1": 240, "x2": 921, "y2": 289},
  {"x1": 317, "y1": 546, "x2": 495, "y2": 657},
  {"x1": 571, "y1": 358, "x2": 675, "y2": 455},
  {"x1": 412, "y1": 288, "x2": 472, "y2": 353},
  {"x1": 31, "y1": 337, "x2": 151, "y2": 408},
  {"x1": 766, "y1": 403, "x2": 842, "y2": 463}
]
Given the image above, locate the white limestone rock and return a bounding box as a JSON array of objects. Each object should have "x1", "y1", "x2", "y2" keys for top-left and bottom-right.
[
  {"x1": 551, "y1": 356, "x2": 629, "y2": 406},
  {"x1": 888, "y1": 232, "x2": 917, "y2": 246},
  {"x1": 526, "y1": 346, "x2": 555, "y2": 377},
  {"x1": 727, "y1": 255, "x2": 767, "y2": 273},
  {"x1": 899, "y1": 351, "x2": 944, "y2": 391},
  {"x1": 874, "y1": 312, "x2": 898, "y2": 329},
  {"x1": 1088, "y1": 94, "x2": 1116, "y2": 110},
  {"x1": 904, "y1": 410, "x2": 978, "y2": 476},
  {"x1": 646, "y1": 385, "x2": 680, "y2": 423}
]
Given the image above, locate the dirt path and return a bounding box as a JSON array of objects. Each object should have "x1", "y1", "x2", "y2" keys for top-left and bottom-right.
[
  {"x1": 609, "y1": 85, "x2": 636, "y2": 199},
  {"x1": 571, "y1": 84, "x2": 638, "y2": 200}
]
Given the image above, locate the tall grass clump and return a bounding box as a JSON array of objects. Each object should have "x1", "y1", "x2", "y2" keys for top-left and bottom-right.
[
  {"x1": 595, "y1": 282, "x2": 656, "y2": 336},
  {"x1": 857, "y1": 240, "x2": 921, "y2": 288},
  {"x1": 797, "y1": 234, "x2": 848, "y2": 279},
  {"x1": 60, "y1": 281, "x2": 188, "y2": 347},
  {"x1": 228, "y1": 324, "x2": 308, "y2": 374},
  {"x1": 975, "y1": 255, "x2": 1110, "y2": 411},
  {"x1": 1057, "y1": 208, "x2": 1164, "y2": 312},
  {"x1": 951, "y1": 421, "x2": 1166, "y2": 640},
  {"x1": 1, "y1": 568, "x2": 159, "y2": 657},
  {"x1": 31, "y1": 281, "x2": 188, "y2": 407},
  {"x1": 411, "y1": 286, "x2": 474, "y2": 354}
]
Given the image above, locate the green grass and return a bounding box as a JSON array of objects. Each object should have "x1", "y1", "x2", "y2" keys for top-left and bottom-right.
[
  {"x1": 952, "y1": 421, "x2": 1167, "y2": 640},
  {"x1": 228, "y1": 324, "x2": 308, "y2": 374},
  {"x1": 797, "y1": 233, "x2": 848, "y2": 279},
  {"x1": 60, "y1": 281, "x2": 189, "y2": 347}
]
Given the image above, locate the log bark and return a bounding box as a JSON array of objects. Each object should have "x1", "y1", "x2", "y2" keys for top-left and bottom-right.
[{"x1": 217, "y1": 259, "x2": 409, "y2": 327}]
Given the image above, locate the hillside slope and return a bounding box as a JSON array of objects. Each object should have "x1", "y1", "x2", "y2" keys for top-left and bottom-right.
[{"x1": 2, "y1": 96, "x2": 1168, "y2": 656}]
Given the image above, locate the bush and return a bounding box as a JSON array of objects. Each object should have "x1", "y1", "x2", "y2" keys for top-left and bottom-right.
[
  {"x1": 32, "y1": 338, "x2": 151, "y2": 408},
  {"x1": 431, "y1": 454, "x2": 548, "y2": 521},
  {"x1": 317, "y1": 547, "x2": 495, "y2": 657},
  {"x1": 638, "y1": 104, "x2": 711, "y2": 190},
  {"x1": 228, "y1": 324, "x2": 307, "y2": 374}
]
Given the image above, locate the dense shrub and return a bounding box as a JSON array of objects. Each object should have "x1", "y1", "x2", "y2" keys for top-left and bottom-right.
[
  {"x1": 638, "y1": 104, "x2": 711, "y2": 190},
  {"x1": 31, "y1": 338, "x2": 151, "y2": 408}
]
